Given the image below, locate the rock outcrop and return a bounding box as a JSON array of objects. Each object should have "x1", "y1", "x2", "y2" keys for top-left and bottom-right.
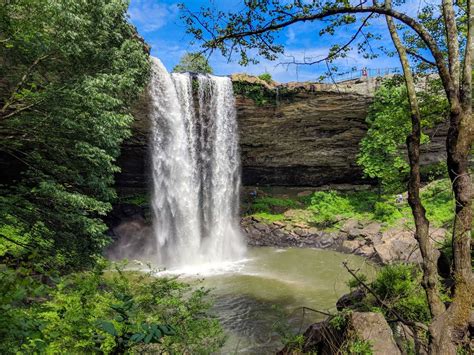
[
  {"x1": 115, "y1": 90, "x2": 152, "y2": 191},
  {"x1": 347, "y1": 312, "x2": 401, "y2": 355},
  {"x1": 279, "y1": 311, "x2": 401, "y2": 355},
  {"x1": 236, "y1": 90, "x2": 372, "y2": 186},
  {"x1": 242, "y1": 216, "x2": 447, "y2": 265},
  {"x1": 115, "y1": 76, "x2": 448, "y2": 189}
]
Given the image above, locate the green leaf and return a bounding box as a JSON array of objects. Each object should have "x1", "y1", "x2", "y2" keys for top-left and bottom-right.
[
  {"x1": 151, "y1": 325, "x2": 162, "y2": 340},
  {"x1": 159, "y1": 325, "x2": 176, "y2": 336},
  {"x1": 99, "y1": 321, "x2": 117, "y2": 336},
  {"x1": 144, "y1": 332, "x2": 153, "y2": 344},
  {"x1": 130, "y1": 333, "x2": 146, "y2": 343}
]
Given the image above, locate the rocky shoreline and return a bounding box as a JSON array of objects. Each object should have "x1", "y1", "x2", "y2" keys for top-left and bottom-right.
[
  {"x1": 106, "y1": 201, "x2": 447, "y2": 266},
  {"x1": 241, "y1": 216, "x2": 447, "y2": 265}
]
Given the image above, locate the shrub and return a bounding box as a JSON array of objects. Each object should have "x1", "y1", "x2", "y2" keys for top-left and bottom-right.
[
  {"x1": 345, "y1": 264, "x2": 432, "y2": 324},
  {"x1": 250, "y1": 196, "x2": 299, "y2": 214},
  {"x1": 373, "y1": 202, "x2": 403, "y2": 224},
  {"x1": 351, "y1": 264, "x2": 432, "y2": 324},
  {"x1": 258, "y1": 73, "x2": 273, "y2": 83},
  {"x1": 371, "y1": 264, "x2": 417, "y2": 299},
  {"x1": 0, "y1": 263, "x2": 224, "y2": 354},
  {"x1": 310, "y1": 191, "x2": 354, "y2": 226},
  {"x1": 329, "y1": 310, "x2": 351, "y2": 331}
]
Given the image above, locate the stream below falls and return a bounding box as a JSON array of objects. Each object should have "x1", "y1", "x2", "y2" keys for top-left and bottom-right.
[{"x1": 156, "y1": 247, "x2": 375, "y2": 354}]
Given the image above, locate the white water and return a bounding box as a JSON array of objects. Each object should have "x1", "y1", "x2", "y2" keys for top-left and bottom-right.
[{"x1": 149, "y1": 58, "x2": 246, "y2": 268}]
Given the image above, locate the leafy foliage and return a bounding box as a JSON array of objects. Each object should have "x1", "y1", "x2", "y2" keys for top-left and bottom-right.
[
  {"x1": 0, "y1": 0, "x2": 150, "y2": 269},
  {"x1": 258, "y1": 72, "x2": 273, "y2": 83},
  {"x1": 357, "y1": 77, "x2": 448, "y2": 192},
  {"x1": 347, "y1": 264, "x2": 432, "y2": 324},
  {"x1": 0, "y1": 263, "x2": 224, "y2": 354},
  {"x1": 232, "y1": 81, "x2": 276, "y2": 105},
  {"x1": 246, "y1": 180, "x2": 456, "y2": 230},
  {"x1": 172, "y1": 52, "x2": 213, "y2": 74}
]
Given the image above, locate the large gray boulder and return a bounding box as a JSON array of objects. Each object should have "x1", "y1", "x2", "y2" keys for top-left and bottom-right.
[
  {"x1": 374, "y1": 227, "x2": 446, "y2": 264},
  {"x1": 348, "y1": 312, "x2": 401, "y2": 355}
]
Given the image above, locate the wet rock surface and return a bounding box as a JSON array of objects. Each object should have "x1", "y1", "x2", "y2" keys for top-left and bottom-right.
[
  {"x1": 104, "y1": 203, "x2": 154, "y2": 260},
  {"x1": 242, "y1": 216, "x2": 447, "y2": 265}
]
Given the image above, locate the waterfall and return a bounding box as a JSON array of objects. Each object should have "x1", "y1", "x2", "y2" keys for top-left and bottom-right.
[{"x1": 149, "y1": 58, "x2": 246, "y2": 268}]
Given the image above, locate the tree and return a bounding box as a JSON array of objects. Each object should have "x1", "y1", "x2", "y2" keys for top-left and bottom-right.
[
  {"x1": 179, "y1": 1, "x2": 473, "y2": 352},
  {"x1": 384, "y1": 0, "x2": 447, "y2": 344},
  {"x1": 258, "y1": 72, "x2": 273, "y2": 83},
  {"x1": 0, "y1": 0, "x2": 150, "y2": 269},
  {"x1": 172, "y1": 52, "x2": 213, "y2": 74},
  {"x1": 357, "y1": 76, "x2": 448, "y2": 191}
]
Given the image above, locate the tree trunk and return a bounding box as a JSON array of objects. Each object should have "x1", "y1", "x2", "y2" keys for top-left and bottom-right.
[
  {"x1": 429, "y1": 107, "x2": 473, "y2": 354},
  {"x1": 429, "y1": 0, "x2": 474, "y2": 352},
  {"x1": 384, "y1": 0, "x2": 446, "y2": 322}
]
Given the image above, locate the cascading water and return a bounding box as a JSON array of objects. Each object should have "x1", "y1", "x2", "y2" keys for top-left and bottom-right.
[{"x1": 149, "y1": 58, "x2": 246, "y2": 268}]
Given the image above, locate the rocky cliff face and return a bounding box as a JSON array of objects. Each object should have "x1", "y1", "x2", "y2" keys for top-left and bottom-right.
[
  {"x1": 236, "y1": 89, "x2": 372, "y2": 186},
  {"x1": 115, "y1": 77, "x2": 447, "y2": 190},
  {"x1": 115, "y1": 90, "x2": 151, "y2": 191}
]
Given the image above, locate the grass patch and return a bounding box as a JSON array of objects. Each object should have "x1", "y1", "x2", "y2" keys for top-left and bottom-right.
[
  {"x1": 250, "y1": 196, "x2": 300, "y2": 214},
  {"x1": 251, "y1": 212, "x2": 285, "y2": 222},
  {"x1": 246, "y1": 179, "x2": 458, "y2": 230}
]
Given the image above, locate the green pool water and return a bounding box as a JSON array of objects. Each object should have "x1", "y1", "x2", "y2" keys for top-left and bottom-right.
[{"x1": 178, "y1": 247, "x2": 375, "y2": 354}]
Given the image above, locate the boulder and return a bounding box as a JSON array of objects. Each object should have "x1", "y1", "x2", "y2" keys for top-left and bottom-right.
[
  {"x1": 341, "y1": 239, "x2": 364, "y2": 253},
  {"x1": 336, "y1": 289, "x2": 366, "y2": 311},
  {"x1": 374, "y1": 228, "x2": 446, "y2": 264},
  {"x1": 359, "y1": 222, "x2": 381, "y2": 239},
  {"x1": 277, "y1": 320, "x2": 343, "y2": 355},
  {"x1": 348, "y1": 312, "x2": 401, "y2": 355},
  {"x1": 355, "y1": 244, "x2": 376, "y2": 258}
]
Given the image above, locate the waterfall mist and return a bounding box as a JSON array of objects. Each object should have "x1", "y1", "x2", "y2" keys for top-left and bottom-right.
[{"x1": 149, "y1": 58, "x2": 246, "y2": 268}]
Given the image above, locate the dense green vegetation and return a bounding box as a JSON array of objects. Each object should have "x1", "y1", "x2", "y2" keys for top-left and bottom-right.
[
  {"x1": 232, "y1": 80, "x2": 277, "y2": 105},
  {"x1": 0, "y1": 1, "x2": 224, "y2": 353},
  {"x1": 0, "y1": 262, "x2": 224, "y2": 353},
  {"x1": 347, "y1": 263, "x2": 433, "y2": 324},
  {"x1": 246, "y1": 179, "x2": 456, "y2": 230},
  {"x1": 357, "y1": 77, "x2": 448, "y2": 191},
  {"x1": 172, "y1": 52, "x2": 213, "y2": 74},
  {"x1": 0, "y1": 0, "x2": 150, "y2": 269}
]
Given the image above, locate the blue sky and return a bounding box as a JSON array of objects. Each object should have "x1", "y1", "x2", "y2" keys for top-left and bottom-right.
[{"x1": 127, "y1": 0, "x2": 419, "y2": 82}]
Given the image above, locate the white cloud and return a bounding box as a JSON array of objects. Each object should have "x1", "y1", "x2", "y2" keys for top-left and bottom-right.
[
  {"x1": 128, "y1": 0, "x2": 179, "y2": 32},
  {"x1": 285, "y1": 27, "x2": 297, "y2": 45}
]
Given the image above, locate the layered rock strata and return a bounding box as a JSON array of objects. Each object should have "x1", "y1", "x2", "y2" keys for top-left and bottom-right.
[{"x1": 116, "y1": 76, "x2": 448, "y2": 189}]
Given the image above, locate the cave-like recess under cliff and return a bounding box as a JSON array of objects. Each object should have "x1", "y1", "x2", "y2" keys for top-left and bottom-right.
[{"x1": 115, "y1": 76, "x2": 448, "y2": 191}]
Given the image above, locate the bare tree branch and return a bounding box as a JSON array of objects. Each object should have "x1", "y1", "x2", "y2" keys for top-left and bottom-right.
[
  {"x1": 406, "y1": 48, "x2": 437, "y2": 66},
  {"x1": 279, "y1": 13, "x2": 375, "y2": 66}
]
